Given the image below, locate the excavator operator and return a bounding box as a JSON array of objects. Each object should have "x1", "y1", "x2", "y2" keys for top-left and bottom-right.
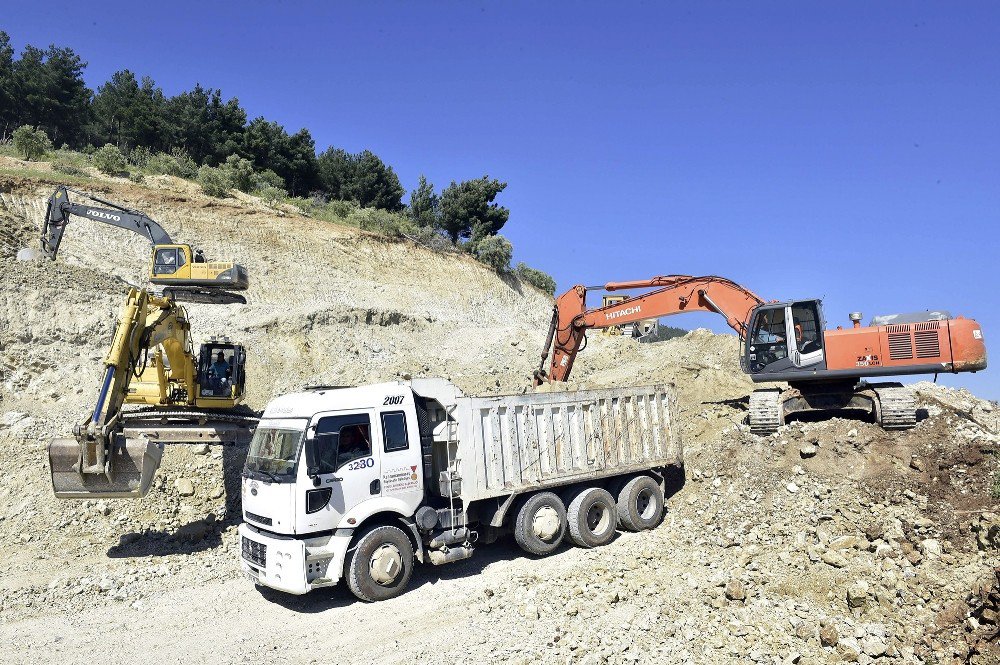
[{"x1": 210, "y1": 351, "x2": 231, "y2": 389}]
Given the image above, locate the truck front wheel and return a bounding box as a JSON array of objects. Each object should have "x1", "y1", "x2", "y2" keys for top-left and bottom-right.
[
  {"x1": 345, "y1": 525, "x2": 414, "y2": 602},
  {"x1": 566, "y1": 487, "x2": 617, "y2": 548},
  {"x1": 514, "y1": 491, "x2": 567, "y2": 556},
  {"x1": 616, "y1": 475, "x2": 664, "y2": 532}
]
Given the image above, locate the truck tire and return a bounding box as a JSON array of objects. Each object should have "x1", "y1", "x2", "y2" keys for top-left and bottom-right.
[
  {"x1": 344, "y1": 525, "x2": 414, "y2": 602},
  {"x1": 616, "y1": 475, "x2": 664, "y2": 532},
  {"x1": 566, "y1": 487, "x2": 617, "y2": 548},
  {"x1": 514, "y1": 491, "x2": 567, "y2": 556}
]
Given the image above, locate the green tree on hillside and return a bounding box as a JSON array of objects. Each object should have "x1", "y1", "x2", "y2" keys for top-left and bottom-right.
[
  {"x1": 0, "y1": 33, "x2": 15, "y2": 137},
  {"x1": 166, "y1": 84, "x2": 246, "y2": 165},
  {"x1": 316, "y1": 147, "x2": 354, "y2": 199},
  {"x1": 241, "y1": 118, "x2": 318, "y2": 195},
  {"x1": 12, "y1": 124, "x2": 52, "y2": 160},
  {"x1": 408, "y1": 175, "x2": 439, "y2": 227},
  {"x1": 347, "y1": 150, "x2": 404, "y2": 211},
  {"x1": 316, "y1": 148, "x2": 404, "y2": 211},
  {"x1": 91, "y1": 70, "x2": 170, "y2": 152},
  {"x1": 438, "y1": 176, "x2": 509, "y2": 243},
  {"x1": 12, "y1": 44, "x2": 91, "y2": 145}
]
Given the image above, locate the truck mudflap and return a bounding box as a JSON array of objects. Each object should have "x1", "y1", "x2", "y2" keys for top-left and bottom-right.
[{"x1": 49, "y1": 437, "x2": 163, "y2": 499}]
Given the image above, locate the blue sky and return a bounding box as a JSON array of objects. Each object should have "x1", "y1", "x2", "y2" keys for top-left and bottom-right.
[{"x1": 7, "y1": 2, "x2": 998, "y2": 397}]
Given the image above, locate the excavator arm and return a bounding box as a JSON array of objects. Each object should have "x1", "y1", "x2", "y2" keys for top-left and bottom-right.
[
  {"x1": 535, "y1": 275, "x2": 765, "y2": 385},
  {"x1": 42, "y1": 186, "x2": 173, "y2": 260}
]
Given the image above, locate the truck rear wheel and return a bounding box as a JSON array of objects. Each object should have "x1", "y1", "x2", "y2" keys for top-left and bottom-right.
[
  {"x1": 514, "y1": 491, "x2": 567, "y2": 556},
  {"x1": 566, "y1": 487, "x2": 617, "y2": 548},
  {"x1": 616, "y1": 475, "x2": 664, "y2": 532},
  {"x1": 344, "y1": 525, "x2": 414, "y2": 602}
]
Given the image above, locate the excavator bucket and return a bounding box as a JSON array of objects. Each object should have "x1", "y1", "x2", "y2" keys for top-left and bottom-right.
[{"x1": 49, "y1": 437, "x2": 164, "y2": 499}]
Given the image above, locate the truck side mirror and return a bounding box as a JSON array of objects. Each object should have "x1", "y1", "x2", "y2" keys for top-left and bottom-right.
[{"x1": 303, "y1": 434, "x2": 319, "y2": 483}]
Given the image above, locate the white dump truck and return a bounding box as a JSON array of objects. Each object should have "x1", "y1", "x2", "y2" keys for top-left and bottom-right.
[{"x1": 238, "y1": 378, "x2": 682, "y2": 601}]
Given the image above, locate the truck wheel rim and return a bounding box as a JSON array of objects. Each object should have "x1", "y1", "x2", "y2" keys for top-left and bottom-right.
[
  {"x1": 635, "y1": 488, "x2": 655, "y2": 519},
  {"x1": 587, "y1": 503, "x2": 610, "y2": 533},
  {"x1": 369, "y1": 544, "x2": 403, "y2": 585},
  {"x1": 533, "y1": 505, "x2": 560, "y2": 541}
]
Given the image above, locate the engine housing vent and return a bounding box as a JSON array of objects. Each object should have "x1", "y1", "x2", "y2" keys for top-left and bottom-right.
[{"x1": 888, "y1": 332, "x2": 914, "y2": 360}]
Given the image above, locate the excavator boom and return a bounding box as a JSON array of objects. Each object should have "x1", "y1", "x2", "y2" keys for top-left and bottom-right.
[
  {"x1": 536, "y1": 275, "x2": 764, "y2": 384},
  {"x1": 42, "y1": 186, "x2": 172, "y2": 260}
]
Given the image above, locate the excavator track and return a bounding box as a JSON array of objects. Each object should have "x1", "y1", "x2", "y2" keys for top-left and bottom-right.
[
  {"x1": 869, "y1": 382, "x2": 917, "y2": 430},
  {"x1": 120, "y1": 407, "x2": 259, "y2": 445},
  {"x1": 749, "y1": 388, "x2": 784, "y2": 435}
]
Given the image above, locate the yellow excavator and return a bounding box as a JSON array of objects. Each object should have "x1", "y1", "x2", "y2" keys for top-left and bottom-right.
[
  {"x1": 42, "y1": 186, "x2": 249, "y2": 304},
  {"x1": 49, "y1": 287, "x2": 256, "y2": 498}
]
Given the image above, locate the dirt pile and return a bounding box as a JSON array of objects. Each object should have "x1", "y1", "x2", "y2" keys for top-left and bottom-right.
[{"x1": 0, "y1": 160, "x2": 997, "y2": 664}]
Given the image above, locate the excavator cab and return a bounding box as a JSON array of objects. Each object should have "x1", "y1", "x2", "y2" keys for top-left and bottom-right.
[
  {"x1": 744, "y1": 299, "x2": 827, "y2": 376},
  {"x1": 149, "y1": 244, "x2": 250, "y2": 292},
  {"x1": 197, "y1": 342, "x2": 247, "y2": 401}
]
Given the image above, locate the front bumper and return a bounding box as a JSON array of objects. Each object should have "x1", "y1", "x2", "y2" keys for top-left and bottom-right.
[{"x1": 238, "y1": 523, "x2": 351, "y2": 595}]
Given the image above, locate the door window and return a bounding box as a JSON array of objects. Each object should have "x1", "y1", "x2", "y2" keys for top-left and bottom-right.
[
  {"x1": 381, "y1": 412, "x2": 408, "y2": 452},
  {"x1": 314, "y1": 414, "x2": 372, "y2": 473},
  {"x1": 790, "y1": 302, "x2": 822, "y2": 354}
]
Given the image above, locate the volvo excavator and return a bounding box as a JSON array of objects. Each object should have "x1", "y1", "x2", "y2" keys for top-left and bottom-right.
[
  {"x1": 49, "y1": 287, "x2": 256, "y2": 498},
  {"x1": 534, "y1": 275, "x2": 987, "y2": 434},
  {"x1": 41, "y1": 186, "x2": 249, "y2": 304}
]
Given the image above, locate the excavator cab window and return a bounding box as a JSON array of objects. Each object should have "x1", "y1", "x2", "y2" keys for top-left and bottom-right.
[
  {"x1": 153, "y1": 246, "x2": 186, "y2": 275},
  {"x1": 198, "y1": 344, "x2": 243, "y2": 398},
  {"x1": 746, "y1": 306, "x2": 788, "y2": 373}
]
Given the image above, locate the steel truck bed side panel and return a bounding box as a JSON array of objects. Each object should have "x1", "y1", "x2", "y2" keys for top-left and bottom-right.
[{"x1": 455, "y1": 384, "x2": 681, "y2": 502}]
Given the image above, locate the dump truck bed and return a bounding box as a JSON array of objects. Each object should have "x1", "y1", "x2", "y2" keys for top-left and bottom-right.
[{"x1": 416, "y1": 381, "x2": 682, "y2": 503}]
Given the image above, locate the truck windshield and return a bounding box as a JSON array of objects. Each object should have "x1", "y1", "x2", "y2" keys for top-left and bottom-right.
[{"x1": 245, "y1": 425, "x2": 305, "y2": 481}]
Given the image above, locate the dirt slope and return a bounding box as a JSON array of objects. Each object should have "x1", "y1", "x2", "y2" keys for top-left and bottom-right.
[{"x1": 1, "y1": 160, "x2": 998, "y2": 664}]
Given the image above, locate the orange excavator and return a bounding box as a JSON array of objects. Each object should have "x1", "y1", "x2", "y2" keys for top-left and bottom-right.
[{"x1": 534, "y1": 276, "x2": 987, "y2": 434}]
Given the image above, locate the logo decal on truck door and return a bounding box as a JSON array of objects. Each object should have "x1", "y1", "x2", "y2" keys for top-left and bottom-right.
[{"x1": 383, "y1": 466, "x2": 420, "y2": 492}]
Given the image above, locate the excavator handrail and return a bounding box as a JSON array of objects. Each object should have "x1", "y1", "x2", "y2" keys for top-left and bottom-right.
[{"x1": 41, "y1": 186, "x2": 173, "y2": 260}]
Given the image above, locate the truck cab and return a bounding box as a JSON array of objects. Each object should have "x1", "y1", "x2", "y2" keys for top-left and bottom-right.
[{"x1": 239, "y1": 382, "x2": 426, "y2": 595}]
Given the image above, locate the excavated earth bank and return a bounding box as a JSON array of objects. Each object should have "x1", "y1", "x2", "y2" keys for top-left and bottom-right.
[{"x1": 0, "y1": 158, "x2": 997, "y2": 664}]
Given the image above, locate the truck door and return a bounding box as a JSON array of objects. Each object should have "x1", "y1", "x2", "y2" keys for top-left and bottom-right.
[
  {"x1": 377, "y1": 409, "x2": 423, "y2": 511},
  {"x1": 298, "y1": 411, "x2": 380, "y2": 532}
]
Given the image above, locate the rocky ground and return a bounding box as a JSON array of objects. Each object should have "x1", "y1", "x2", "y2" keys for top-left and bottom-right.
[{"x1": 0, "y1": 159, "x2": 997, "y2": 664}]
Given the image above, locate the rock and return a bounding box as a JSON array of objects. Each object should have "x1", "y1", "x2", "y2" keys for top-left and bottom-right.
[
  {"x1": 794, "y1": 622, "x2": 814, "y2": 641},
  {"x1": 829, "y1": 535, "x2": 861, "y2": 550},
  {"x1": 920, "y1": 539, "x2": 942, "y2": 557},
  {"x1": 786, "y1": 482, "x2": 799, "y2": 494},
  {"x1": 174, "y1": 478, "x2": 195, "y2": 496},
  {"x1": 909, "y1": 456, "x2": 925, "y2": 472},
  {"x1": 191, "y1": 444, "x2": 210, "y2": 455},
  {"x1": 523, "y1": 603, "x2": 539, "y2": 620},
  {"x1": 847, "y1": 581, "x2": 869, "y2": 608},
  {"x1": 820, "y1": 625, "x2": 839, "y2": 647},
  {"x1": 847, "y1": 428, "x2": 858, "y2": 438},
  {"x1": 724, "y1": 579, "x2": 746, "y2": 602},
  {"x1": 209, "y1": 486, "x2": 225, "y2": 500},
  {"x1": 822, "y1": 550, "x2": 849, "y2": 568},
  {"x1": 861, "y1": 635, "x2": 887, "y2": 657},
  {"x1": 799, "y1": 444, "x2": 818, "y2": 459},
  {"x1": 838, "y1": 638, "x2": 861, "y2": 661}
]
